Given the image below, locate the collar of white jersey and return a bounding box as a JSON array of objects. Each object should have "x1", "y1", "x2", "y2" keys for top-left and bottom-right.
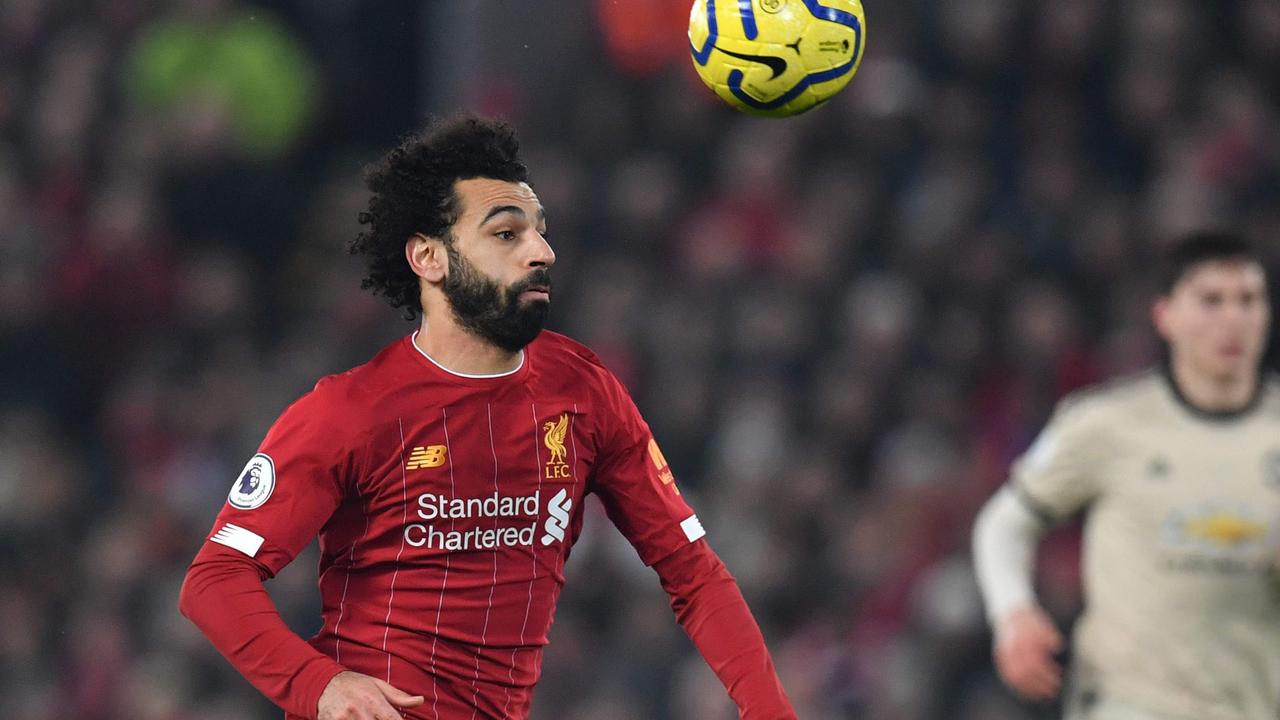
[
  {"x1": 1161, "y1": 361, "x2": 1267, "y2": 423},
  {"x1": 410, "y1": 330, "x2": 526, "y2": 379}
]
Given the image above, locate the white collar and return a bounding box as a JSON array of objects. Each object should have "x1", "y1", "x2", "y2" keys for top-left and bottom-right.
[{"x1": 410, "y1": 330, "x2": 525, "y2": 379}]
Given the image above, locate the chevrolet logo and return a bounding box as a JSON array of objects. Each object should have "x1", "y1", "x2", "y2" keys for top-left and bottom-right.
[{"x1": 1184, "y1": 513, "x2": 1267, "y2": 547}]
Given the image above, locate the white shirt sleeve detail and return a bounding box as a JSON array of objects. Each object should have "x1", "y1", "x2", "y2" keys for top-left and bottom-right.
[
  {"x1": 210, "y1": 523, "x2": 266, "y2": 558},
  {"x1": 680, "y1": 515, "x2": 706, "y2": 543},
  {"x1": 972, "y1": 487, "x2": 1048, "y2": 626}
]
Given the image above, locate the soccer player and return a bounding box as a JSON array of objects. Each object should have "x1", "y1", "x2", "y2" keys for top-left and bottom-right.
[
  {"x1": 972, "y1": 232, "x2": 1280, "y2": 719},
  {"x1": 179, "y1": 116, "x2": 796, "y2": 720}
]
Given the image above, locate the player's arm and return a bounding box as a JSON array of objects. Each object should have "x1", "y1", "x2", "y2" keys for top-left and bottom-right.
[
  {"x1": 652, "y1": 539, "x2": 796, "y2": 719},
  {"x1": 590, "y1": 373, "x2": 796, "y2": 719},
  {"x1": 972, "y1": 487, "x2": 1062, "y2": 699},
  {"x1": 971, "y1": 395, "x2": 1105, "y2": 701},
  {"x1": 178, "y1": 385, "x2": 423, "y2": 720}
]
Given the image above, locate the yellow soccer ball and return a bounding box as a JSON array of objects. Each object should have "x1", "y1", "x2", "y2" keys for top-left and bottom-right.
[{"x1": 689, "y1": 0, "x2": 867, "y2": 117}]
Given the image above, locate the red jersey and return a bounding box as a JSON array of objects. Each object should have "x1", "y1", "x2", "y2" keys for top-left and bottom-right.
[{"x1": 181, "y1": 331, "x2": 792, "y2": 719}]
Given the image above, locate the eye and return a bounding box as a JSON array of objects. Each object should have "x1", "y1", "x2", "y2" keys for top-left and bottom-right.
[{"x1": 496, "y1": 230, "x2": 517, "y2": 241}]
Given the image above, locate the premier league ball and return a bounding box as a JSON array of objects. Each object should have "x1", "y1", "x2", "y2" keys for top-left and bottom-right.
[{"x1": 689, "y1": 0, "x2": 867, "y2": 117}]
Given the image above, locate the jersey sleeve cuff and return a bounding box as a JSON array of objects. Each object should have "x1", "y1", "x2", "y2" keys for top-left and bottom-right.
[{"x1": 287, "y1": 655, "x2": 347, "y2": 720}]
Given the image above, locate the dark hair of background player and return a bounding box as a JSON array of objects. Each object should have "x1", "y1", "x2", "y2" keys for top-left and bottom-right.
[
  {"x1": 350, "y1": 115, "x2": 529, "y2": 320},
  {"x1": 1160, "y1": 231, "x2": 1264, "y2": 295}
]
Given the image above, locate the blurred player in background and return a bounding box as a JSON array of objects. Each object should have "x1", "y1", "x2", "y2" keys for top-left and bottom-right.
[
  {"x1": 973, "y1": 232, "x2": 1280, "y2": 719},
  {"x1": 179, "y1": 116, "x2": 795, "y2": 720}
]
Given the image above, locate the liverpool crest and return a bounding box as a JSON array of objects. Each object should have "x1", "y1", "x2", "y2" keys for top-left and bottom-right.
[{"x1": 543, "y1": 413, "x2": 571, "y2": 479}]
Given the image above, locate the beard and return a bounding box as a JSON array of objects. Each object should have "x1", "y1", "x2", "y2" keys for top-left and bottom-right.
[{"x1": 442, "y1": 245, "x2": 551, "y2": 353}]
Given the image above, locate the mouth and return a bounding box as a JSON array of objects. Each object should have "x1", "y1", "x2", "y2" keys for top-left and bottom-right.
[{"x1": 519, "y1": 285, "x2": 550, "y2": 302}]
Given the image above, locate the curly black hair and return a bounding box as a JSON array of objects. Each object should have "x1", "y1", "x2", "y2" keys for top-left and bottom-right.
[{"x1": 350, "y1": 115, "x2": 529, "y2": 319}]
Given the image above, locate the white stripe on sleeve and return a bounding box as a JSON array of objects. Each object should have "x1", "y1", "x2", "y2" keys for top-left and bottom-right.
[
  {"x1": 680, "y1": 515, "x2": 706, "y2": 542},
  {"x1": 210, "y1": 523, "x2": 265, "y2": 558}
]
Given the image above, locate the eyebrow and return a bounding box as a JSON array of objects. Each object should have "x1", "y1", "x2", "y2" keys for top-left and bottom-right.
[{"x1": 479, "y1": 205, "x2": 546, "y2": 227}]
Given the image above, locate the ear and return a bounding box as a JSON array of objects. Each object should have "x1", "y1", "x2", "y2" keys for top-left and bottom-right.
[
  {"x1": 406, "y1": 233, "x2": 447, "y2": 284},
  {"x1": 1151, "y1": 295, "x2": 1173, "y2": 341}
]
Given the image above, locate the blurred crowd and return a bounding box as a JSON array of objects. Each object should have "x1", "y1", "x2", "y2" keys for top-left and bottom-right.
[{"x1": 2, "y1": 1, "x2": 1279, "y2": 719}]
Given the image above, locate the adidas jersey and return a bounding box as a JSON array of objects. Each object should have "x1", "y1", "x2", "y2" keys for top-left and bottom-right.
[
  {"x1": 193, "y1": 331, "x2": 704, "y2": 720},
  {"x1": 1010, "y1": 368, "x2": 1280, "y2": 720}
]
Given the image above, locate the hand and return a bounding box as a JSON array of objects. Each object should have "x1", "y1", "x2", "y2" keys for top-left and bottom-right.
[
  {"x1": 993, "y1": 605, "x2": 1064, "y2": 701},
  {"x1": 317, "y1": 670, "x2": 425, "y2": 720}
]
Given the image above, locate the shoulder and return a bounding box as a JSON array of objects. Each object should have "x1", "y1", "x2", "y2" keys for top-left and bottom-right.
[
  {"x1": 286, "y1": 338, "x2": 405, "y2": 418},
  {"x1": 530, "y1": 330, "x2": 620, "y2": 386},
  {"x1": 529, "y1": 331, "x2": 639, "y2": 422},
  {"x1": 531, "y1": 330, "x2": 609, "y2": 368},
  {"x1": 1053, "y1": 368, "x2": 1164, "y2": 427}
]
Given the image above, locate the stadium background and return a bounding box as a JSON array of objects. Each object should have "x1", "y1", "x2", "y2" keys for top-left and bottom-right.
[{"x1": 3, "y1": 0, "x2": 1280, "y2": 718}]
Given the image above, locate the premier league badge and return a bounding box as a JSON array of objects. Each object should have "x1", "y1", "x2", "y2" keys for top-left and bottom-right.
[{"x1": 228, "y1": 453, "x2": 276, "y2": 509}]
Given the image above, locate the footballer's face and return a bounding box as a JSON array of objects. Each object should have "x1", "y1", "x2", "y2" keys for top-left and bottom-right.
[
  {"x1": 441, "y1": 178, "x2": 555, "y2": 352},
  {"x1": 1154, "y1": 260, "x2": 1270, "y2": 383}
]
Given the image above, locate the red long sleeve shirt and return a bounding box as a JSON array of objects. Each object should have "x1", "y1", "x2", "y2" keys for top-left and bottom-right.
[{"x1": 179, "y1": 331, "x2": 795, "y2": 719}]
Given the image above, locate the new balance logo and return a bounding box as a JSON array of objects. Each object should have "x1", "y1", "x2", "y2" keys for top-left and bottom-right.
[
  {"x1": 406, "y1": 445, "x2": 447, "y2": 470},
  {"x1": 541, "y1": 488, "x2": 572, "y2": 546}
]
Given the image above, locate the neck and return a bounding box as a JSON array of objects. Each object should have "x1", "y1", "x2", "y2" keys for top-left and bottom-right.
[
  {"x1": 1168, "y1": 354, "x2": 1258, "y2": 414},
  {"x1": 414, "y1": 316, "x2": 523, "y2": 376}
]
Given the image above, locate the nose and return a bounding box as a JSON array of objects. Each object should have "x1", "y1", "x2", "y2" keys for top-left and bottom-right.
[{"x1": 528, "y1": 232, "x2": 555, "y2": 268}]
